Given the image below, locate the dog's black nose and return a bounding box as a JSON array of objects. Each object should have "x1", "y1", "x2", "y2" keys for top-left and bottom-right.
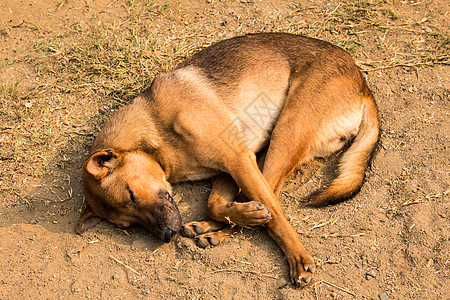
[{"x1": 163, "y1": 228, "x2": 177, "y2": 243}]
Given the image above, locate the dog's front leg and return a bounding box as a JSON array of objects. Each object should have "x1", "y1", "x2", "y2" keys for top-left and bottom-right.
[{"x1": 224, "y1": 151, "x2": 315, "y2": 286}]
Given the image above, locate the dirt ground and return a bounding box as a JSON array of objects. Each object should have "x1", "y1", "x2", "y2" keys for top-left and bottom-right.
[{"x1": 0, "y1": 0, "x2": 448, "y2": 299}]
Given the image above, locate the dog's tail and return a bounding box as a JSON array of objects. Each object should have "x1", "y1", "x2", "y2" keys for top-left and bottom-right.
[{"x1": 307, "y1": 92, "x2": 380, "y2": 207}]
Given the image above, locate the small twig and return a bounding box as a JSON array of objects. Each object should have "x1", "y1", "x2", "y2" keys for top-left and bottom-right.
[
  {"x1": 398, "y1": 198, "x2": 425, "y2": 208},
  {"x1": 309, "y1": 217, "x2": 339, "y2": 230},
  {"x1": 321, "y1": 232, "x2": 367, "y2": 239},
  {"x1": 11, "y1": 20, "x2": 43, "y2": 33},
  {"x1": 315, "y1": 281, "x2": 320, "y2": 300},
  {"x1": 12, "y1": 20, "x2": 25, "y2": 28},
  {"x1": 109, "y1": 255, "x2": 141, "y2": 276},
  {"x1": 361, "y1": 54, "x2": 449, "y2": 72},
  {"x1": 316, "y1": 279, "x2": 357, "y2": 297},
  {"x1": 224, "y1": 216, "x2": 237, "y2": 228},
  {"x1": 107, "y1": 0, "x2": 121, "y2": 8},
  {"x1": 206, "y1": 267, "x2": 279, "y2": 279},
  {"x1": 388, "y1": 190, "x2": 448, "y2": 211},
  {"x1": 56, "y1": 0, "x2": 68, "y2": 12},
  {"x1": 317, "y1": 3, "x2": 341, "y2": 36},
  {"x1": 326, "y1": 3, "x2": 341, "y2": 18},
  {"x1": 68, "y1": 239, "x2": 100, "y2": 258}
]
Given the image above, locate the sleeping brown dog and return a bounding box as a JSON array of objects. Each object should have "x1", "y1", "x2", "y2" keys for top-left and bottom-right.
[{"x1": 77, "y1": 33, "x2": 379, "y2": 286}]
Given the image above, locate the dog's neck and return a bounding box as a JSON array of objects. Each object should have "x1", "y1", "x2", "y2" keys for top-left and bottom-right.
[
  {"x1": 90, "y1": 95, "x2": 215, "y2": 182},
  {"x1": 90, "y1": 97, "x2": 162, "y2": 153}
]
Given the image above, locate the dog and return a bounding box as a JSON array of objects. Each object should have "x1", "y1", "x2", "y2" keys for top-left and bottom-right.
[{"x1": 77, "y1": 33, "x2": 379, "y2": 286}]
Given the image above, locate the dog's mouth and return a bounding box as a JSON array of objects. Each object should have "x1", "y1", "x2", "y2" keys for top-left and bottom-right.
[{"x1": 144, "y1": 211, "x2": 182, "y2": 243}]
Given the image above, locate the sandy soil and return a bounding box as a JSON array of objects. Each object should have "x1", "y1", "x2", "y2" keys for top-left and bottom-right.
[{"x1": 0, "y1": 0, "x2": 448, "y2": 299}]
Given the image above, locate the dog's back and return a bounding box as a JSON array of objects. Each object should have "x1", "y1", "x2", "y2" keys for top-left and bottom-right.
[{"x1": 144, "y1": 33, "x2": 379, "y2": 205}]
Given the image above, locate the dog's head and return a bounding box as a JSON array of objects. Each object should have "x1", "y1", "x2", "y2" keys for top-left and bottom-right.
[{"x1": 77, "y1": 149, "x2": 182, "y2": 243}]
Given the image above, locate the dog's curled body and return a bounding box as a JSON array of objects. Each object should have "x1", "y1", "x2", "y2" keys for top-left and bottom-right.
[{"x1": 79, "y1": 33, "x2": 379, "y2": 286}]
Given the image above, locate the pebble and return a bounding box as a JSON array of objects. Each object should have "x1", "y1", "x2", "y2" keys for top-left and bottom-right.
[
  {"x1": 426, "y1": 258, "x2": 433, "y2": 269},
  {"x1": 379, "y1": 292, "x2": 389, "y2": 300},
  {"x1": 366, "y1": 269, "x2": 376, "y2": 279}
]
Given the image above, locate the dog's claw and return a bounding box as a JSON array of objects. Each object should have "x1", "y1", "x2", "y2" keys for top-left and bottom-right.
[
  {"x1": 304, "y1": 264, "x2": 316, "y2": 273},
  {"x1": 300, "y1": 274, "x2": 312, "y2": 284}
]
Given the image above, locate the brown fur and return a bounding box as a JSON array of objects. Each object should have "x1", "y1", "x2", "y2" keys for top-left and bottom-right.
[{"x1": 78, "y1": 33, "x2": 379, "y2": 286}]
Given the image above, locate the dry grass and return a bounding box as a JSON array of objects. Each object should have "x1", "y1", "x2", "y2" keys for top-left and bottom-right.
[{"x1": 0, "y1": 0, "x2": 448, "y2": 205}]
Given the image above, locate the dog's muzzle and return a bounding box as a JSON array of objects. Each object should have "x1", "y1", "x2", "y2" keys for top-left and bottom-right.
[{"x1": 149, "y1": 190, "x2": 182, "y2": 243}]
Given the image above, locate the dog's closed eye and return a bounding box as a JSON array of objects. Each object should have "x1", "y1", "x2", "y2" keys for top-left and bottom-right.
[{"x1": 126, "y1": 185, "x2": 137, "y2": 205}]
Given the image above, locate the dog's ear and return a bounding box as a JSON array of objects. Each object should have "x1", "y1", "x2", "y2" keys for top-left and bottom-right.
[
  {"x1": 76, "y1": 205, "x2": 103, "y2": 234},
  {"x1": 83, "y1": 149, "x2": 122, "y2": 181}
]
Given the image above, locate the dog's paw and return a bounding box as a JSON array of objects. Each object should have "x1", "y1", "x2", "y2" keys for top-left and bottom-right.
[
  {"x1": 181, "y1": 220, "x2": 237, "y2": 248},
  {"x1": 181, "y1": 220, "x2": 225, "y2": 238},
  {"x1": 228, "y1": 200, "x2": 272, "y2": 226},
  {"x1": 195, "y1": 231, "x2": 229, "y2": 248},
  {"x1": 287, "y1": 253, "x2": 316, "y2": 287}
]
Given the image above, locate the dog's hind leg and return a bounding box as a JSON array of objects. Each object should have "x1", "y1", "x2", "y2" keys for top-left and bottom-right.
[{"x1": 261, "y1": 124, "x2": 312, "y2": 199}]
